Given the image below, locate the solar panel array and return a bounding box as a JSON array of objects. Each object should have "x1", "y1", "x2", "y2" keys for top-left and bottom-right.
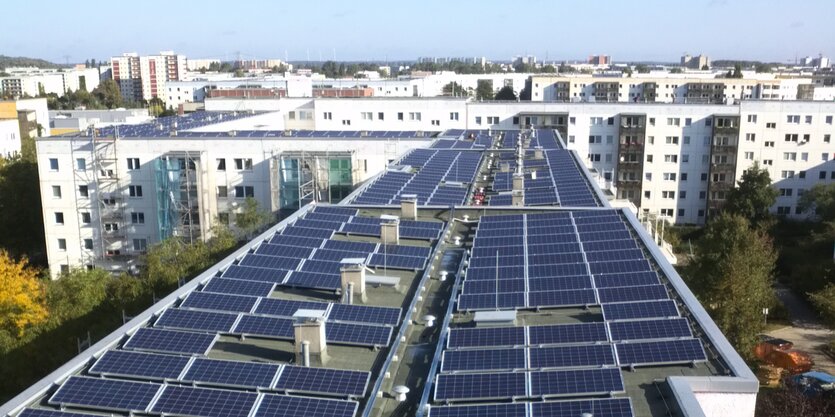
[
  {"x1": 352, "y1": 149, "x2": 483, "y2": 206},
  {"x1": 431, "y1": 130, "x2": 494, "y2": 149},
  {"x1": 217, "y1": 207, "x2": 439, "y2": 292},
  {"x1": 45, "y1": 376, "x2": 358, "y2": 417}
]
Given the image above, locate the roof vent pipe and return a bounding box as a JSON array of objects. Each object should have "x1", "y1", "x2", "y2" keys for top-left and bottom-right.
[{"x1": 393, "y1": 385, "x2": 410, "y2": 402}]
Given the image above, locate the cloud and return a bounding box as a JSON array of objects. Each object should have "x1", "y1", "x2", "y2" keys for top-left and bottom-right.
[{"x1": 789, "y1": 21, "x2": 804, "y2": 29}]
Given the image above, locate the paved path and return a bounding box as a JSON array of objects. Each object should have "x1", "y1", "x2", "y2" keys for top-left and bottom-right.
[{"x1": 764, "y1": 284, "x2": 835, "y2": 374}]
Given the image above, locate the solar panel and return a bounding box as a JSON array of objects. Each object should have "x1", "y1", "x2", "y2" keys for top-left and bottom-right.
[
  {"x1": 181, "y1": 358, "x2": 279, "y2": 388},
  {"x1": 284, "y1": 271, "x2": 341, "y2": 290},
  {"x1": 154, "y1": 308, "x2": 238, "y2": 333},
  {"x1": 48, "y1": 376, "x2": 161, "y2": 412},
  {"x1": 447, "y1": 326, "x2": 525, "y2": 349},
  {"x1": 181, "y1": 291, "x2": 258, "y2": 313},
  {"x1": 255, "y1": 298, "x2": 328, "y2": 317},
  {"x1": 594, "y1": 271, "x2": 660, "y2": 288},
  {"x1": 233, "y1": 315, "x2": 294, "y2": 339},
  {"x1": 428, "y1": 403, "x2": 526, "y2": 417},
  {"x1": 434, "y1": 372, "x2": 527, "y2": 401},
  {"x1": 253, "y1": 394, "x2": 357, "y2": 417},
  {"x1": 530, "y1": 398, "x2": 634, "y2": 417},
  {"x1": 457, "y1": 292, "x2": 525, "y2": 310},
  {"x1": 257, "y1": 242, "x2": 317, "y2": 257},
  {"x1": 529, "y1": 345, "x2": 616, "y2": 369},
  {"x1": 527, "y1": 276, "x2": 593, "y2": 292},
  {"x1": 89, "y1": 350, "x2": 190, "y2": 380},
  {"x1": 329, "y1": 303, "x2": 401, "y2": 326},
  {"x1": 202, "y1": 277, "x2": 275, "y2": 297},
  {"x1": 282, "y1": 226, "x2": 335, "y2": 239},
  {"x1": 327, "y1": 322, "x2": 392, "y2": 346},
  {"x1": 240, "y1": 253, "x2": 304, "y2": 270},
  {"x1": 608, "y1": 318, "x2": 692, "y2": 341},
  {"x1": 124, "y1": 328, "x2": 216, "y2": 355},
  {"x1": 274, "y1": 365, "x2": 370, "y2": 397},
  {"x1": 18, "y1": 410, "x2": 103, "y2": 417},
  {"x1": 441, "y1": 348, "x2": 526, "y2": 372},
  {"x1": 367, "y1": 253, "x2": 426, "y2": 270},
  {"x1": 324, "y1": 239, "x2": 378, "y2": 252},
  {"x1": 528, "y1": 323, "x2": 609, "y2": 346},
  {"x1": 150, "y1": 385, "x2": 257, "y2": 417},
  {"x1": 221, "y1": 264, "x2": 288, "y2": 283},
  {"x1": 616, "y1": 339, "x2": 707, "y2": 366},
  {"x1": 527, "y1": 289, "x2": 597, "y2": 308},
  {"x1": 529, "y1": 368, "x2": 624, "y2": 397},
  {"x1": 314, "y1": 206, "x2": 358, "y2": 216},
  {"x1": 597, "y1": 284, "x2": 669, "y2": 303},
  {"x1": 601, "y1": 300, "x2": 680, "y2": 321}
]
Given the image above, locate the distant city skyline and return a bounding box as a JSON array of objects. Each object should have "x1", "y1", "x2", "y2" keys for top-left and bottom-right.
[{"x1": 2, "y1": 0, "x2": 833, "y2": 64}]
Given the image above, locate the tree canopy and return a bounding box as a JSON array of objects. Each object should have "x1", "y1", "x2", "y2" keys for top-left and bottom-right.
[
  {"x1": 494, "y1": 86, "x2": 517, "y2": 101},
  {"x1": 235, "y1": 197, "x2": 271, "y2": 240},
  {"x1": 441, "y1": 82, "x2": 469, "y2": 97},
  {"x1": 684, "y1": 213, "x2": 776, "y2": 360},
  {"x1": 723, "y1": 163, "x2": 778, "y2": 227},
  {"x1": 799, "y1": 183, "x2": 835, "y2": 222},
  {"x1": 475, "y1": 80, "x2": 493, "y2": 100},
  {"x1": 0, "y1": 251, "x2": 47, "y2": 337}
]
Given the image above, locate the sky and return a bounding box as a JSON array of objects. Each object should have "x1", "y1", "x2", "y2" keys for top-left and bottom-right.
[{"x1": 3, "y1": 0, "x2": 834, "y2": 64}]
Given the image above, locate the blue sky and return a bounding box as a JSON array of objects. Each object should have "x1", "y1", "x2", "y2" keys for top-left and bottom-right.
[{"x1": 4, "y1": 0, "x2": 833, "y2": 63}]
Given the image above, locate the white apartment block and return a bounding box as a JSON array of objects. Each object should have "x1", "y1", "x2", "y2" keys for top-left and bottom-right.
[
  {"x1": 0, "y1": 67, "x2": 101, "y2": 98},
  {"x1": 0, "y1": 118, "x2": 21, "y2": 156},
  {"x1": 111, "y1": 52, "x2": 186, "y2": 102},
  {"x1": 38, "y1": 98, "x2": 835, "y2": 277}
]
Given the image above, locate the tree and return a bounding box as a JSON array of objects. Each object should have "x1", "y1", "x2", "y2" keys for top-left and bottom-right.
[
  {"x1": 541, "y1": 65, "x2": 557, "y2": 73},
  {"x1": 684, "y1": 213, "x2": 776, "y2": 361},
  {"x1": 669, "y1": 67, "x2": 684, "y2": 74},
  {"x1": 143, "y1": 237, "x2": 210, "y2": 293},
  {"x1": 494, "y1": 86, "x2": 517, "y2": 101},
  {"x1": 45, "y1": 268, "x2": 110, "y2": 324},
  {"x1": 0, "y1": 153, "x2": 45, "y2": 262},
  {"x1": 756, "y1": 378, "x2": 835, "y2": 417},
  {"x1": 235, "y1": 197, "x2": 271, "y2": 239},
  {"x1": 723, "y1": 162, "x2": 778, "y2": 227},
  {"x1": 518, "y1": 85, "x2": 531, "y2": 101},
  {"x1": 809, "y1": 284, "x2": 835, "y2": 327},
  {"x1": 0, "y1": 251, "x2": 47, "y2": 337},
  {"x1": 475, "y1": 80, "x2": 493, "y2": 100},
  {"x1": 701, "y1": 64, "x2": 710, "y2": 70},
  {"x1": 91, "y1": 79, "x2": 122, "y2": 109},
  {"x1": 728, "y1": 63, "x2": 744, "y2": 78},
  {"x1": 441, "y1": 82, "x2": 468, "y2": 97},
  {"x1": 799, "y1": 183, "x2": 835, "y2": 222},
  {"x1": 635, "y1": 64, "x2": 650, "y2": 73}
]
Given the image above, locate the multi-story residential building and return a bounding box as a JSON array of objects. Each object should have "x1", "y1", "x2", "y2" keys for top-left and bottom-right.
[
  {"x1": 681, "y1": 54, "x2": 711, "y2": 69},
  {"x1": 111, "y1": 51, "x2": 186, "y2": 102},
  {"x1": 588, "y1": 54, "x2": 611, "y2": 65},
  {"x1": 0, "y1": 67, "x2": 101, "y2": 98},
  {"x1": 37, "y1": 98, "x2": 835, "y2": 277}
]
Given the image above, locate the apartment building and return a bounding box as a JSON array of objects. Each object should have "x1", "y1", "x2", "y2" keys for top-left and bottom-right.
[
  {"x1": 111, "y1": 51, "x2": 187, "y2": 102},
  {"x1": 0, "y1": 67, "x2": 101, "y2": 98}
]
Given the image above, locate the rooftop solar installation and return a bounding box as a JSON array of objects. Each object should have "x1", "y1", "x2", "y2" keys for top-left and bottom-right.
[
  {"x1": 274, "y1": 365, "x2": 370, "y2": 397},
  {"x1": 252, "y1": 394, "x2": 358, "y2": 417},
  {"x1": 123, "y1": 328, "x2": 217, "y2": 355},
  {"x1": 18, "y1": 410, "x2": 103, "y2": 417},
  {"x1": 88, "y1": 350, "x2": 190, "y2": 380},
  {"x1": 48, "y1": 376, "x2": 161, "y2": 412},
  {"x1": 150, "y1": 385, "x2": 258, "y2": 417}
]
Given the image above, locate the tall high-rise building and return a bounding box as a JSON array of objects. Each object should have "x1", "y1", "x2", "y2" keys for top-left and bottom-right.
[
  {"x1": 111, "y1": 51, "x2": 186, "y2": 102},
  {"x1": 588, "y1": 55, "x2": 611, "y2": 65}
]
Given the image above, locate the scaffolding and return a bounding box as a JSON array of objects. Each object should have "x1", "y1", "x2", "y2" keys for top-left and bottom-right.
[
  {"x1": 90, "y1": 127, "x2": 128, "y2": 268},
  {"x1": 154, "y1": 152, "x2": 202, "y2": 243}
]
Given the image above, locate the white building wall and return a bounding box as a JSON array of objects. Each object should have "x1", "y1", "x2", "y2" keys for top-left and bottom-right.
[
  {"x1": 0, "y1": 119, "x2": 21, "y2": 156},
  {"x1": 16, "y1": 98, "x2": 50, "y2": 137}
]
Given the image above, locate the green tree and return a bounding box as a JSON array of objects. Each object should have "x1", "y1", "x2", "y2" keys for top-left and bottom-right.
[
  {"x1": 723, "y1": 162, "x2": 778, "y2": 227},
  {"x1": 0, "y1": 152, "x2": 44, "y2": 262},
  {"x1": 701, "y1": 64, "x2": 710, "y2": 70},
  {"x1": 475, "y1": 79, "x2": 493, "y2": 100},
  {"x1": 494, "y1": 86, "x2": 517, "y2": 101},
  {"x1": 235, "y1": 197, "x2": 271, "y2": 239},
  {"x1": 518, "y1": 85, "x2": 531, "y2": 101},
  {"x1": 799, "y1": 183, "x2": 835, "y2": 221},
  {"x1": 143, "y1": 237, "x2": 210, "y2": 293},
  {"x1": 91, "y1": 79, "x2": 122, "y2": 109},
  {"x1": 441, "y1": 82, "x2": 468, "y2": 97},
  {"x1": 670, "y1": 67, "x2": 684, "y2": 74},
  {"x1": 45, "y1": 268, "x2": 110, "y2": 324},
  {"x1": 685, "y1": 213, "x2": 776, "y2": 360},
  {"x1": 732, "y1": 63, "x2": 744, "y2": 78},
  {"x1": 541, "y1": 65, "x2": 557, "y2": 73},
  {"x1": 809, "y1": 284, "x2": 835, "y2": 327},
  {"x1": 635, "y1": 64, "x2": 650, "y2": 73}
]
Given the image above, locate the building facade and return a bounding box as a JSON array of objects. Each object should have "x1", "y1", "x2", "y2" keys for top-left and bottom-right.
[{"x1": 111, "y1": 51, "x2": 186, "y2": 102}]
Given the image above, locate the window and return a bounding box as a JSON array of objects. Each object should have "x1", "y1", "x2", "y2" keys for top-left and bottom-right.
[
  {"x1": 361, "y1": 112, "x2": 373, "y2": 120},
  {"x1": 805, "y1": 115, "x2": 813, "y2": 124},
  {"x1": 745, "y1": 133, "x2": 756, "y2": 142},
  {"x1": 450, "y1": 112, "x2": 459, "y2": 121},
  {"x1": 747, "y1": 114, "x2": 758, "y2": 123},
  {"x1": 644, "y1": 191, "x2": 651, "y2": 199},
  {"x1": 645, "y1": 173, "x2": 652, "y2": 181},
  {"x1": 217, "y1": 186, "x2": 228, "y2": 198},
  {"x1": 646, "y1": 154, "x2": 654, "y2": 163},
  {"x1": 683, "y1": 136, "x2": 690, "y2": 145},
  {"x1": 216, "y1": 159, "x2": 226, "y2": 171},
  {"x1": 568, "y1": 135, "x2": 575, "y2": 143},
  {"x1": 80, "y1": 212, "x2": 91, "y2": 224},
  {"x1": 323, "y1": 112, "x2": 332, "y2": 120},
  {"x1": 679, "y1": 191, "x2": 687, "y2": 199},
  {"x1": 803, "y1": 134, "x2": 810, "y2": 142},
  {"x1": 779, "y1": 188, "x2": 793, "y2": 197},
  {"x1": 783, "y1": 152, "x2": 797, "y2": 161},
  {"x1": 589, "y1": 135, "x2": 602, "y2": 144},
  {"x1": 588, "y1": 153, "x2": 601, "y2": 162},
  {"x1": 218, "y1": 212, "x2": 229, "y2": 225},
  {"x1": 397, "y1": 112, "x2": 403, "y2": 121},
  {"x1": 698, "y1": 209, "x2": 705, "y2": 217},
  {"x1": 660, "y1": 208, "x2": 674, "y2": 217},
  {"x1": 409, "y1": 112, "x2": 421, "y2": 121},
  {"x1": 667, "y1": 117, "x2": 680, "y2": 126},
  {"x1": 664, "y1": 155, "x2": 678, "y2": 163},
  {"x1": 131, "y1": 212, "x2": 145, "y2": 224},
  {"x1": 766, "y1": 122, "x2": 776, "y2": 129},
  {"x1": 512, "y1": 116, "x2": 519, "y2": 125},
  {"x1": 590, "y1": 117, "x2": 603, "y2": 125},
  {"x1": 648, "y1": 136, "x2": 655, "y2": 145},
  {"x1": 127, "y1": 158, "x2": 140, "y2": 170},
  {"x1": 55, "y1": 212, "x2": 64, "y2": 224},
  {"x1": 569, "y1": 117, "x2": 576, "y2": 124},
  {"x1": 821, "y1": 171, "x2": 827, "y2": 179},
  {"x1": 765, "y1": 141, "x2": 775, "y2": 147},
  {"x1": 79, "y1": 185, "x2": 89, "y2": 197},
  {"x1": 781, "y1": 170, "x2": 795, "y2": 179},
  {"x1": 701, "y1": 173, "x2": 708, "y2": 181},
  {"x1": 665, "y1": 136, "x2": 679, "y2": 144},
  {"x1": 378, "y1": 112, "x2": 384, "y2": 120},
  {"x1": 786, "y1": 115, "x2": 800, "y2": 123},
  {"x1": 341, "y1": 119, "x2": 351, "y2": 126},
  {"x1": 49, "y1": 158, "x2": 59, "y2": 171},
  {"x1": 699, "y1": 191, "x2": 707, "y2": 199},
  {"x1": 84, "y1": 239, "x2": 93, "y2": 250},
  {"x1": 762, "y1": 159, "x2": 773, "y2": 166},
  {"x1": 52, "y1": 185, "x2": 62, "y2": 198},
  {"x1": 663, "y1": 172, "x2": 677, "y2": 181},
  {"x1": 128, "y1": 185, "x2": 143, "y2": 197},
  {"x1": 777, "y1": 206, "x2": 791, "y2": 215},
  {"x1": 235, "y1": 186, "x2": 255, "y2": 198},
  {"x1": 825, "y1": 134, "x2": 831, "y2": 143},
  {"x1": 744, "y1": 151, "x2": 754, "y2": 160},
  {"x1": 801, "y1": 152, "x2": 809, "y2": 161},
  {"x1": 681, "y1": 173, "x2": 688, "y2": 181},
  {"x1": 704, "y1": 118, "x2": 712, "y2": 127},
  {"x1": 649, "y1": 117, "x2": 656, "y2": 126},
  {"x1": 712, "y1": 173, "x2": 727, "y2": 182},
  {"x1": 826, "y1": 115, "x2": 833, "y2": 124},
  {"x1": 133, "y1": 238, "x2": 147, "y2": 252},
  {"x1": 475, "y1": 116, "x2": 482, "y2": 125},
  {"x1": 234, "y1": 158, "x2": 253, "y2": 170},
  {"x1": 487, "y1": 116, "x2": 499, "y2": 124},
  {"x1": 76, "y1": 158, "x2": 86, "y2": 170},
  {"x1": 678, "y1": 209, "x2": 685, "y2": 217},
  {"x1": 685, "y1": 118, "x2": 692, "y2": 126},
  {"x1": 431, "y1": 120, "x2": 440, "y2": 126},
  {"x1": 662, "y1": 191, "x2": 675, "y2": 199},
  {"x1": 799, "y1": 171, "x2": 806, "y2": 179},
  {"x1": 57, "y1": 239, "x2": 66, "y2": 251},
  {"x1": 823, "y1": 153, "x2": 830, "y2": 162}
]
